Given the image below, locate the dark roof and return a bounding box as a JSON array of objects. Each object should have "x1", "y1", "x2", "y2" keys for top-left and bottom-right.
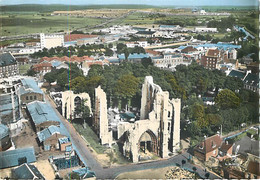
[
  {"x1": 207, "y1": 49, "x2": 220, "y2": 57},
  {"x1": 195, "y1": 134, "x2": 222, "y2": 154},
  {"x1": 220, "y1": 142, "x2": 233, "y2": 153},
  {"x1": 228, "y1": 70, "x2": 246, "y2": 79},
  {"x1": 13, "y1": 163, "x2": 45, "y2": 179},
  {"x1": 136, "y1": 31, "x2": 156, "y2": 35},
  {"x1": 0, "y1": 147, "x2": 36, "y2": 169},
  {"x1": 243, "y1": 73, "x2": 259, "y2": 87},
  {"x1": 247, "y1": 161, "x2": 260, "y2": 176},
  {"x1": 0, "y1": 53, "x2": 16, "y2": 67}
]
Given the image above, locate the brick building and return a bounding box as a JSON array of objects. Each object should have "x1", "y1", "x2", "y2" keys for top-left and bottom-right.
[
  {"x1": 0, "y1": 53, "x2": 19, "y2": 78},
  {"x1": 201, "y1": 49, "x2": 220, "y2": 70},
  {"x1": 194, "y1": 134, "x2": 233, "y2": 161}
]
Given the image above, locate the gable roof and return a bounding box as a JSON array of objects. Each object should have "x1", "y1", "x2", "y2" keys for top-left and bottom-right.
[
  {"x1": 13, "y1": 163, "x2": 45, "y2": 180},
  {"x1": 26, "y1": 101, "x2": 60, "y2": 126},
  {"x1": 136, "y1": 31, "x2": 156, "y2": 35},
  {"x1": 19, "y1": 78, "x2": 43, "y2": 95},
  {"x1": 228, "y1": 70, "x2": 246, "y2": 80},
  {"x1": 181, "y1": 46, "x2": 198, "y2": 53},
  {"x1": 206, "y1": 49, "x2": 220, "y2": 57},
  {"x1": 243, "y1": 73, "x2": 259, "y2": 87},
  {"x1": 195, "y1": 134, "x2": 222, "y2": 154},
  {"x1": 0, "y1": 147, "x2": 36, "y2": 169},
  {"x1": 0, "y1": 53, "x2": 16, "y2": 67},
  {"x1": 37, "y1": 125, "x2": 66, "y2": 142}
]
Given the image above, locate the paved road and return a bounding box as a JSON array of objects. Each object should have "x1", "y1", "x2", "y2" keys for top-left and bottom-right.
[{"x1": 45, "y1": 93, "x2": 220, "y2": 179}]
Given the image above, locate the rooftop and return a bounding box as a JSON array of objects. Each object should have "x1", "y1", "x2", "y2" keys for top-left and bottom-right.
[
  {"x1": 136, "y1": 31, "x2": 156, "y2": 35},
  {"x1": 37, "y1": 125, "x2": 67, "y2": 142},
  {"x1": 0, "y1": 124, "x2": 9, "y2": 139},
  {"x1": 228, "y1": 70, "x2": 246, "y2": 80},
  {"x1": 243, "y1": 73, "x2": 259, "y2": 87},
  {"x1": 26, "y1": 101, "x2": 60, "y2": 126},
  {"x1": 195, "y1": 134, "x2": 222, "y2": 154},
  {"x1": 0, "y1": 147, "x2": 36, "y2": 169},
  {"x1": 0, "y1": 53, "x2": 16, "y2": 67},
  {"x1": 64, "y1": 34, "x2": 98, "y2": 42},
  {"x1": 20, "y1": 78, "x2": 43, "y2": 95},
  {"x1": 13, "y1": 163, "x2": 45, "y2": 180},
  {"x1": 118, "y1": 53, "x2": 150, "y2": 60}
]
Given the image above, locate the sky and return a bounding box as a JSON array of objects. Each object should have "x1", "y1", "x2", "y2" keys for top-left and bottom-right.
[{"x1": 0, "y1": 0, "x2": 259, "y2": 6}]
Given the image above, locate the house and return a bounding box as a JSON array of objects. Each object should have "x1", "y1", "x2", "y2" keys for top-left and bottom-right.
[
  {"x1": 19, "y1": 78, "x2": 44, "y2": 104},
  {"x1": 37, "y1": 125, "x2": 71, "y2": 151},
  {"x1": 12, "y1": 163, "x2": 45, "y2": 180},
  {"x1": 26, "y1": 101, "x2": 60, "y2": 132},
  {"x1": 0, "y1": 53, "x2": 19, "y2": 78},
  {"x1": 16, "y1": 57, "x2": 29, "y2": 65},
  {"x1": 194, "y1": 27, "x2": 218, "y2": 33},
  {"x1": 152, "y1": 54, "x2": 183, "y2": 69},
  {"x1": 118, "y1": 53, "x2": 150, "y2": 63},
  {"x1": 50, "y1": 60, "x2": 69, "y2": 69},
  {"x1": 0, "y1": 147, "x2": 36, "y2": 169},
  {"x1": 194, "y1": 134, "x2": 233, "y2": 161},
  {"x1": 243, "y1": 73, "x2": 259, "y2": 93},
  {"x1": 126, "y1": 41, "x2": 148, "y2": 48},
  {"x1": 32, "y1": 62, "x2": 52, "y2": 74},
  {"x1": 135, "y1": 31, "x2": 156, "y2": 38},
  {"x1": 201, "y1": 49, "x2": 220, "y2": 70}
]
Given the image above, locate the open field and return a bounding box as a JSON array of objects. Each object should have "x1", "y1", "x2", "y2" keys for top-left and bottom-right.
[{"x1": 0, "y1": 13, "x2": 104, "y2": 36}]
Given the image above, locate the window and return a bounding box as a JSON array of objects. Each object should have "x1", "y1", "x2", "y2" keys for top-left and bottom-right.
[
  {"x1": 34, "y1": 95, "x2": 37, "y2": 100},
  {"x1": 30, "y1": 96, "x2": 33, "y2": 100},
  {"x1": 26, "y1": 96, "x2": 29, "y2": 100}
]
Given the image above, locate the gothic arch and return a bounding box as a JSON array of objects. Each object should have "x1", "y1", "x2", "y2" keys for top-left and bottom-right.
[{"x1": 138, "y1": 129, "x2": 158, "y2": 155}]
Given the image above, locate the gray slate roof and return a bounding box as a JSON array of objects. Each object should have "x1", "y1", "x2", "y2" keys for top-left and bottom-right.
[
  {"x1": 13, "y1": 163, "x2": 45, "y2": 180},
  {"x1": 37, "y1": 125, "x2": 67, "y2": 142},
  {"x1": 243, "y1": 73, "x2": 259, "y2": 87},
  {"x1": 19, "y1": 78, "x2": 43, "y2": 95},
  {"x1": 0, "y1": 147, "x2": 36, "y2": 169},
  {"x1": 228, "y1": 70, "x2": 246, "y2": 79},
  {"x1": 0, "y1": 53, "x2": 16, "y2": 67},
  {"x1": 26, "y1": 101, "x2": 60, "y2": 126},
  {"x1": 0, "y1": 124, "x2": 9, "y2": 139}
]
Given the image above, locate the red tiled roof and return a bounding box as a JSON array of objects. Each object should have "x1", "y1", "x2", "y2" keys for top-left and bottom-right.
[
  {"x1": 181, "y1": 46, "x2": 198, "y2": 53},
  {"x1": 207, "y1": 49, "x2": 220, "y2": 57},
  {"x1": 64, "y1": 34, "x2": 98, "y2": 42},
  {"x1": 145, "y1": 49, "x2": 161, "y2": 56},
  {"x1": 196, "y1": 134, "x2": 222, "y2": 154},
  {"x1": 33, "y1": 62, "x2": 52, "y2": 68},
  {"x1": 40, "y1": 56, "x2": 94, "y2": 63}
]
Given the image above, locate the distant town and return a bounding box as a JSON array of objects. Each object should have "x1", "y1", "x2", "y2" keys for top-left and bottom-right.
[{"x1": 0, "y1": 3, "x2": 259, "y2": 180}]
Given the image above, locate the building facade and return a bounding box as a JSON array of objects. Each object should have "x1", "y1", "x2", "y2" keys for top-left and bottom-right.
[{"x1": 0, "y1": 53, "x2": 19, "y2": 78}]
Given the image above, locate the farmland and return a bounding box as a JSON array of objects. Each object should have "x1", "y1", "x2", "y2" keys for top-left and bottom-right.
[{"x1": 0, "y1": 13, "x2": 104, "y2": 36}]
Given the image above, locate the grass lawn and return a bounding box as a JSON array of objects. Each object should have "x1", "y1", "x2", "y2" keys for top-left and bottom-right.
[
  {"x1": 0, "y1": 13, "x2": 104, "y2": 36},
  {"x1": 72, "y1": 122, "x2": 107, "y2": 154},
  {"x1": 19, "y1": 64, "x2": 31, "y2": 75}
]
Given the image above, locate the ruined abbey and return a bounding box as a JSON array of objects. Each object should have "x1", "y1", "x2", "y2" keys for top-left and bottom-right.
[{"x1": 93, "y1": 76, "x2": 181, "y2": 163}]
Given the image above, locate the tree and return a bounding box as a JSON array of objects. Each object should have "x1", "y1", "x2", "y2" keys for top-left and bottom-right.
[
  {"x1": 71, "y1": 76, "x2": 87, "y2": 93},
  {"x1": 191, "y1": 103, "x2": 208, "y2": 128},
  {"x1": 44, "y1": 72, "x2": 56, "y2": 83},
  {"x1": 215, "y1": 89, "x2": 241, "y2": 109},
  {"x1": 114, "y1": 74, "x2": 140, "y2": 108},
  {"x1": 141, "y1": 57, "x2": 153, "y2": 68},
  {"x1": 74, "y1": 98, "x2": 90, "y2": 126},
  {"x1": 26, "y1": 68, "x2": 36, "y2": 76}
]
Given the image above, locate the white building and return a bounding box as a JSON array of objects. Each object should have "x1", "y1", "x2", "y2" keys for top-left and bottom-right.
[
  {"x1": 40, "y1": 33, "x2": 64, "y2": 49},
  {"x1": 194, "y1": 27, "x2": 218, "y2": 33},
  {"x1": 126, "y1": 41, "x2": 148, "y2": 48},
  {"x1": 152, "y1": 54, "x2": 183, "y2": 69}
]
